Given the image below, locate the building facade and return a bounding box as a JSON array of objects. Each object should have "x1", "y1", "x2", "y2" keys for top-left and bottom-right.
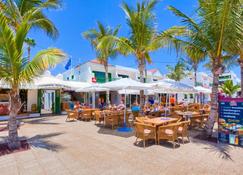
[{"x1": 62, "y1": 59, "x2": 164, "y2": 83}]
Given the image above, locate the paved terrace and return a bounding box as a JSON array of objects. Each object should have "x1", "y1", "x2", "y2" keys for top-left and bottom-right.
[{"x1": 0, "y1": 116, "x2": 242, "y2": 175}]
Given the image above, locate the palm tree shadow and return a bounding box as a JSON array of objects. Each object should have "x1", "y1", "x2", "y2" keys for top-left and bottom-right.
[
  {"x1": 20, "y1": 132, "x2": 65, "y2": 152},
  {"x1": 191, "y1": 130, "x2": 235, "y2": 161},
  {"x1": 23, "y1": 117, "x2": 60, "y2": 125},
  {"x1": 96, "y1": 124, "x2": 134, "y2": 138}
]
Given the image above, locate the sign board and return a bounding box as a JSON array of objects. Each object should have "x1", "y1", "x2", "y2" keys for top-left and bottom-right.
[{"x1": 218, "y1": 96, "x2": 243, "y2": 147}]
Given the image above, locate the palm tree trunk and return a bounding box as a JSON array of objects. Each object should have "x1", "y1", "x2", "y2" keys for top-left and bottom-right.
[
  {"x1": 27, "y1": 46, "x2": 31, "y2": 62},
  {"x1": 194, "y1": 67, "x2": 197, "y2": 103},
  {"x1": 8, "y1": 87, "x2": 21, "y2": 149},
  {"x1": 104, "y1": 62, "x2": 110, "y2": 105},
  {"x1": 194, "y1": 67, "x2": 197, "y2": 87},
  {"x1": 205, "y1": 59, "x2": 220, "y2": 136},
  {"x1": 239, "y1": 51, "x2": 243, "y2": 97},
  {"x1": 138, "y1": 58, "x2": 145, "y2": 109}
]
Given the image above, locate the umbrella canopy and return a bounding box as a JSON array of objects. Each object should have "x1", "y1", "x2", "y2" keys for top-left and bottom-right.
[
  {"x1": 101, "y1": 78, "x2": 150, "y2": 91},
  {"x1": 35, "y1": 76, "x2": 70, "y2": 89},
  {"x1": 194, "y1": 86, "x2": 211, "y2": 94},
  {"x1": 0, "y1": 80, "x2": 37, "y2": 89},
  {"x1": 76, "y1": 83, "x2": 109, "y2": 92},
  {"x1": 151, "y1": 79, "x2": 197, "y2": 93},
  {"x1": 118, "y1": 89, "x2": 155, "y2": 95},
  {"x1": 63, "y1": 81, "x2": 91, "y2": 91}
]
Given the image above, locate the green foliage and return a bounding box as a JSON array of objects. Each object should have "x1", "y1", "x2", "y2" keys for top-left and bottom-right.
[
  {"x1": 167, "y1": 0, "x2": 243, "y2": 71},
  {"x1": 0, "y1": 0, "x2": 62, "y2": 39},
  {"x1": 98, "y1": 0, "x2": 161, "y2": 64},
  {"x1": 166, "y1": 59, "x2": 187, "y2": 81},
  {"x1": 0, "y1": 10, "x2": 66, "y2": 88},
  {"x1": 25, "y1": 37, "x2": 36, "y2": 47},
  {"x1": 82, "y1": 21, "x2": 120, "y2": 65},
  {"x1": 220, "y1": 80, "x2": 240, "y2": 97}
]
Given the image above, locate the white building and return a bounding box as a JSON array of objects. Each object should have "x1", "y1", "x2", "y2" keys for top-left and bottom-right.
[
  {"x1": 62, "y1": 59, "x2": 164, "y2": 83},
  {"x1": 219, "y1": 71, "x2": 240, "y2": 85},
  {"x1": 180, "y1": 71, "x2": 213, "y2": 88}
]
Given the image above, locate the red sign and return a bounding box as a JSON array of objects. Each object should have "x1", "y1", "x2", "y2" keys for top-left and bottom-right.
[{"x1": 92, "y1": 77, "x2": 96, "y2": 83}]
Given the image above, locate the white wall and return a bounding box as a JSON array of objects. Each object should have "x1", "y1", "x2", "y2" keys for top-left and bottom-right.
[{"x1": 27, "y1": 89, "x2": 38, "y2": 112}]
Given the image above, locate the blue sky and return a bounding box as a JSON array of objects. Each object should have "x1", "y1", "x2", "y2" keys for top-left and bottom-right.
[{"x1": 28, "y1": 0, "x2": 240, "y2": 77}]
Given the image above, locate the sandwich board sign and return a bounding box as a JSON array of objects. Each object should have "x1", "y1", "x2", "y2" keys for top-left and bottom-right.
[{"x1": 218, "y1": 96, "x2": 243, "y2": 147}]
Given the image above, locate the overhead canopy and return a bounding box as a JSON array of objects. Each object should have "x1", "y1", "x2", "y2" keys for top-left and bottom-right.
[
  {"x1": 194, "y1": 86, "x2": 211, "y2": 94},
  {"x1": 151, "y1": 79, "x2": 197, "y2": 93},
  {"x1": 0, "y1": 80, "x2": 37, "y2": 89},
  {"x1": 101, "y1": 78, "x2": 150, "y2": 91},
  {"x1": 63, "y1": 81, "x2": 91, "y2": 91},
  {"x1": 76, "y1": 84, "x2": 109, "y2": 92},
  {"x1": 35, "y1": 76, "x2": 70, "y2": 89},
  {"x1": 118, "y1": 89, "x2": 155, "y2": 95}
]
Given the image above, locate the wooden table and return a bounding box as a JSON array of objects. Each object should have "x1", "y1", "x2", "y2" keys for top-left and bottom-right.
[
  {"x1": 144, "y1": 117, "x2": 178, "y2": 127},
  {"x1": 143, "y1": 117, "x2": 178, "y2": 143},
  {"x1": 176, "y1": 111, "x2": 200, "y2": 120}
]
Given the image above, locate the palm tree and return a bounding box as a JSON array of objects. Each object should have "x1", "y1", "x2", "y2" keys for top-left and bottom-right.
[
  {"x1": 25, "y1": 38, "x2": 36, "y2": 62},
  {"x1": 220, "y1": 80, "x2": 240, "y2": 97},
  {"x1": 0, "y1": 11, "x2": 66, "y2": 149},
  {"x1": 98, "y1": 0, "x2": 162, "y2": 107},
  {"x1": 0, "y1": 0, "x2": 61, "y2": 39},
  {"x1": 83, "y1": 21, "x2": 120, "y2": 104},
  {"x1": 167, "y1": 0, "x2": 242, "y2": 136},
  {"x1": 185, "y1": 47, "x2": 206, "y2": 86},
  {"x1": 166, "y1": 59, "x2": 187, "y2": 81}
]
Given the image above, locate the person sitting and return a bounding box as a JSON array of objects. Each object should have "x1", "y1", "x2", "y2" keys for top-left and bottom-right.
[
  {"x1": 131, "y1": 102, "x2": 140, "y2": 111},
  {"x1": 152, "y1": 102, "x2": 160, "y2": 112},
  {"x1": 143, "y1": 103, "x2": 151, "y2": 115},
  {"x1": 170, "y1": 95, "x2": 175, "y2": 106},
  {"x1": 98, "y1": 98, "x2": 106, "y2": 110},
  {"x1": 117, "y1": 100, "x2": 126, "y2": 110}
]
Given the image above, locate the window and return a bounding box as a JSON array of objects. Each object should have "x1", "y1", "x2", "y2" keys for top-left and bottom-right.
[
  {"x1": 118, "y1": 74, "x2": 129, "y2": 78},
  {"x1": 67, "y1": 77, "x2": 69, "y2": 80},
  {"x1": 71, "y1": 75, "x2": 74, "y2": 80},
  {"x1": 92, "y1": 71, "x2": 112, "y2": 83},
  {"x1": 153, "y1": 79, "x2": 158, "y2": 82}
]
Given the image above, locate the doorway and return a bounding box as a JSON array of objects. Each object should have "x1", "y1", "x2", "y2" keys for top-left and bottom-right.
[{"x1": 41, "y1": 90, "x2": 55, "y2": 114}]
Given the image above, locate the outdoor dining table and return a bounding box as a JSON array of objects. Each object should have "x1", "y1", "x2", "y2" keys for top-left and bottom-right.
[
  {"x1": 144, "y1": 117, "x2": 178, "y2": 127},
  {"x1": 143, "y1": 117, "x2": 178, "y2": 143},
  {"x1": 175, "y1": 111, "x2": 200, "y2": 120}
]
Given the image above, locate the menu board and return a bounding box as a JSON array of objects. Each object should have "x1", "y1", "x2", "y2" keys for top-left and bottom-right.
[{"x1": 218, "y1": 97, "x2": 243, "y2": 147}]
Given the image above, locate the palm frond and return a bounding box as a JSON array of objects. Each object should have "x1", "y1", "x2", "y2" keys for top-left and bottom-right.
[{"x1": 20, "y1": 48, "x2": 66, "y2": 82}]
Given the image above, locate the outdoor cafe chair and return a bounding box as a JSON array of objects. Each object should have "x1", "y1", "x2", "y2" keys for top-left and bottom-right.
[
  {"x1": 177, "y1": 121, "x2": 190, "y2": 144},
  {"x1": 66, "y1": 110, "x2": 79, "y2": 122},
  {"x1": 190, "y1": 114, "x2": 209, "y2": 128},
  {"x1": 80, "y1": 110, "x2": 92, "y2": 121},
  {"x1": 104, "y1": 112, "x2": 119, "y2": 130},
  {"x1": 157, "y1": 123, "x2": 180, "y2": 149},
  {"x1": 94, "y1": 110, "x2": 104, "y2": 124},
  {"x1": 134, "y1": 122, "x2": 156, "y2": 148}
]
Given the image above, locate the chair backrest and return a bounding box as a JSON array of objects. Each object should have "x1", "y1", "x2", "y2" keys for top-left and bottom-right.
[
  {"x1": 134, "y1": 122, "x2": 155, "y2": 133},
  {"x1": 158, "y1": 123, "x2": 180, "y2": 132},
  {"x1": 178, "y1": 121, "x2": 190, "y2": 131},
  {"x1": 82, "y1": 110, "x2": 92, "y2": 116}
]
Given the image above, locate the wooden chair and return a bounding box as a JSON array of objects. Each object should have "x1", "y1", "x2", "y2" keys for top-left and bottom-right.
[
  {"x1": 94, "y1": 110, "x2": 104, "y2": 124},
  {"x1": 157, "y1": 123, "x2": 180, "y2": 148},
  {"x1": 104, "y1": 112, "x2": 119, "y2": 129},
  {"x1": 177, "y1": 121, "x2": 190, "y2": 144},
  {"x1": 66, "y1": 110, "x2": 79, "y2": 121},
  {"x1": 134, "y1": 122, "x2": 156, "y2": 148},
  {"x1": 190, "y1": 114, "x2": 209, "y2": 128},
  {"x1": 189, "y1": 114, "x2": 202, "y2": 128},
  {"x1": 80, "y1": 110, "x2": 92, "y2": 121}
]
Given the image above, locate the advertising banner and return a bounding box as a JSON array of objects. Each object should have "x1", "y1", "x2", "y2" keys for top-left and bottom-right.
[{"x1": 218, "y1": 96, "x2": 243, "y2": 147}]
